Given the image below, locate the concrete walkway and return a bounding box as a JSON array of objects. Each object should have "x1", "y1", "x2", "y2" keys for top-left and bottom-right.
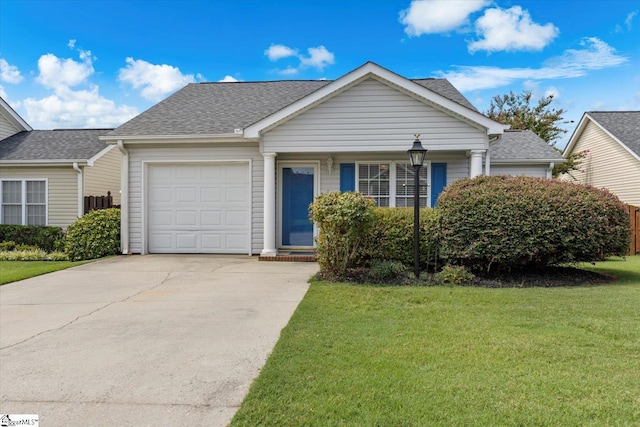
[{"x1": 0, "y1": 255, "x2": 318, "y2": 426}]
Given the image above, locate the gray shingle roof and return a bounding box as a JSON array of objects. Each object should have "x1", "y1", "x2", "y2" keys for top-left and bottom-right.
[
  {"x1": 492, "y1": 130, "x2": 565, "y2": 161},
  {"x1": 587, "y1": 111, "x2": 640, "y2": 157},
  {"x1": 0, "y1": 129, "x2": 114, "y2": 161},
  {"x1": 108, "y1": 77, "x2": 477, "y2": 137}
]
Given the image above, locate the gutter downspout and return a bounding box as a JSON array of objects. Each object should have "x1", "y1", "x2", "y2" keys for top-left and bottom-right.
[
  {"x1": 117, "y1": 140, "x2": 129, "y2": 254},
  {"x1": 73, "y1": 162, "x2": 83, "y2": 218},
  {"x1": 486, "y1": 135, "x2": 501, "y2": 176},
  {"x1": 547, "y1": 162, "x2": 555, "y2": 179}
]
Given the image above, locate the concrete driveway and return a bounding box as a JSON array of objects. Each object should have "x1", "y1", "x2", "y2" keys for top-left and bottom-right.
[{"x1": 0, "y1": 255, "x2": 318, "y2": 426}]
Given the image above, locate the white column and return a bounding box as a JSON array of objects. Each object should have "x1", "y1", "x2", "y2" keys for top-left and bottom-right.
[
  {"x1": 261, "y1": 153, "x2": 277, "y2": 257},
  {"x1": 469, "y1": 150, "x2": 485, "y2": 178}
]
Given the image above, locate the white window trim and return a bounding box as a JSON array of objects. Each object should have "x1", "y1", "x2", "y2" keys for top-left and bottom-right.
[
  {"x1": 355, "y1": 161, "x2": 432, "y2": 207},
  {"x1": 0, "y1": 178, "x2": 49, "y2": 226}
]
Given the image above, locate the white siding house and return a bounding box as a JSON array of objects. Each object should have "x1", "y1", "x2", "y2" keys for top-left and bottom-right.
[{"x1": 102, "y1": 62, "x2": 565, "y2": 256}]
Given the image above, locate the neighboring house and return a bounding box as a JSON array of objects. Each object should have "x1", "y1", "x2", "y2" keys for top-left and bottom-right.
[
  {"x1": 0, "y1": 101, "x2": 121, "y2": 228},
  {"x1": 563, "y1": 111, "x2": 640, "y2": 206},
  {"x1": 0, "y1": 97, "x2": 32, "y2": 139},
  {"x1": 101, "y1": 62, "x2": 564, "y2": 256}
]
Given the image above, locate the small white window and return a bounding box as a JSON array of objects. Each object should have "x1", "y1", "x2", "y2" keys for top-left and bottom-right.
[
  {"x1": 395, "y1": 163, "x2": 428, "y2": 208},
  {"x1": 357, "y1": 163, "x2": 429, "y2": 208},
  {"x1": 1, "y1": 180, "x2": 47, "y2": 225},
  {"x1": 358, "y1": 163, "x2": 390, "y2": 207}
]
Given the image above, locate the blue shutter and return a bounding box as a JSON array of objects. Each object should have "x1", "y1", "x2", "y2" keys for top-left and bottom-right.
[
  {"x1": 431, "y1": 163, "x2": 447, "y2": 207},
  {"x1": 340, "y1": 163, "x2": 356, "y2": 192}
]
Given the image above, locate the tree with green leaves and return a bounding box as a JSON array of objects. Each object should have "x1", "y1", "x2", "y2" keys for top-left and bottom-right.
[{"x1": 485, "y1": 90, "x2": 585, "y2": 177}]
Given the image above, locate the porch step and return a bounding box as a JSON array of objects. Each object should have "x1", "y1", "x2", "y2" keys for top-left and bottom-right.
[{"x1": 259, "y1": 252, "x2": 317, "y2": 262}]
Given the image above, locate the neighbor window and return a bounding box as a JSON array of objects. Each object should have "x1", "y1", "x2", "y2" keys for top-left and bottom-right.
[
  {"x1": 1, "y1": 180, "x2": 47, "y2": 225},
  {"x1": 357, "y1": 163, "x2": 429, "y2": 208}
]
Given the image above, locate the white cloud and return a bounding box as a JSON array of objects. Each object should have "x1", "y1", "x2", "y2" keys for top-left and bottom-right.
[
  {"x1": 265, "y1": 44, "x2": 335, "y2": 75},
  {"x1": 299, "y1": 46, "x2": 335, "y2": 70},
  {"x1": 23, "y1": 86, "x2": 138, "y2": 129},
  {"x1": 118, "y1": 57, "x2": 196, "y2": 101},
  {"x1": 438, "y1": 37, "x2": 627, "y2": 91},
  {"x1": 625, "y1": 10, "x2": 638, "y2": 30},
  {"x1": 399, "y1": 0, "x2": 489, "y2": 36},
  {"x1": 35, "y1": 52, "x2": 95, "y2": 90},
  {"x1": 218, "y1": 75, "x2": 239, "y2": 82},
  {"x1": 0, "y1": 58, "x2": 23, "y2": 84},
  {"x1": 0, "y1": 85, "x2": 7, "y2": 100},
  {"x1": 278, "y1": 66, "x2": 299, "y2": 76},
  {"x1": 20, "y1": 42, "x2": 139, "y2": 128},
  {"x1": 265, "y1": 44, "x2": 298, "y2": 61},
  {"x1": 468, "y1": 6, "x2": 559, "y2": 53}
]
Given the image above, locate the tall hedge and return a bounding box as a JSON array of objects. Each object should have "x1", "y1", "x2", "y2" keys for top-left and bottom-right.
[
  {"x1": 0, "y1": 224, "x2": 64, "y2": 252},
  {"x1": 437, "y1": 176, "x2": 630, "y2": 271},
  {"x1": 359, "y1": 207, "x2": 440, "y2": 268},
  {"x1": 64, "y1": 208, "x2": 121, "y2": 261}
]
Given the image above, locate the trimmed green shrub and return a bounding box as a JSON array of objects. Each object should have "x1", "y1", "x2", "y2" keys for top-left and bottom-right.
[
  {"x1": 64, "y1": 208, "x2": 121, "y2": 261},
  {"x1": 434, "y1": 265, "x2": 475, "y2": 285},
  {"x1": 437, "y1": 175, "x2": 630, "y2": 271},
  {"x1": 310, "y1": 192, "x2": 375, "y2": 276},
  {"x1": 368, "y1": 259, "x2": 408, "y2": 282},
  {"x1": 0, "y1": 225, "x2": 64, "y2": 252},
  {"x1": 359, "y1": 207, "x2": 441, "y2": 269}
]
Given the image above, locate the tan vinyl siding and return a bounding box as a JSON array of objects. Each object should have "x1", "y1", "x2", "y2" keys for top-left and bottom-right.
[
  {"x1": 0, "y1": 114, "x2": 22, "y2": 140},
  {"x1": 568, "y1": 121, "x2": 640, "y2": 206},
  {"x1": 262, "y1": 78, "x2": 487, "y2": 153},
  {"x1": 127, "y1": 143, "x2": 263, "y2": 254},
  {"x1": 83, "y1": 146, "x2": 122, "y2": 205},
  {"x1": 0, "y1": 166, "x2": 78, "y2": 227},
  {"x1": 491, "y1": 164, "x2": 549, "y2": 178}
]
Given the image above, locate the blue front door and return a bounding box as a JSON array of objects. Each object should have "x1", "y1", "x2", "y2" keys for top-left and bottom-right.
[{"x1": 282, "y1": 167, "x2": 315, "y2": 246}]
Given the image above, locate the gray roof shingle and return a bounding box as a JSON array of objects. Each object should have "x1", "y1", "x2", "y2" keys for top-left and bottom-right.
[
  {"x1": 108, "y1": 77, "x2": 477, "y2": 137},
  {"x1": 0, "y1": 129, "x2": 114, "y2": 161},
  {"x1": 492, "y1": 130, "x2": 564, "y2": 161},
  {"x1": 587, "y1": 111, "x2": 640, "y2": 157}
]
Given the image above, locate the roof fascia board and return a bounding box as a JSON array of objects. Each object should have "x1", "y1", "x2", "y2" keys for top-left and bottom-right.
[
  {"x1": 562, "y1": 113, "x2": 589, "y2": 156},
  {"x1": 244, "y1": 62, "x2": 508, "y2": 138},
  {"x1": 578, "y1": 113, "x2": 640, "y2": 162},
  {"x1": 0, "y1": 160, "x2": 89, "y2": 166},
  {"x1": 86, "y1": 144, "x2": 116, "y2": 166},
  {"x1": 0, "y1": 97, "x2": 32, "y2": 132},
  {"x1": 492, "y1": 158, "x2": 567, "y2": 164},
  {"x1": 101, "y1": 133, "x2": 248, "y2": 144}
]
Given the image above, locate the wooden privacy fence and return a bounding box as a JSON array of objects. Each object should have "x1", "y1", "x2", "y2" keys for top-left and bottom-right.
[
  {"x1": 629, "y1": 204, "x2": 640, "y2": 255},
  {"x1": 84, "y1": 191, "x2": 119, "y2": 214}
]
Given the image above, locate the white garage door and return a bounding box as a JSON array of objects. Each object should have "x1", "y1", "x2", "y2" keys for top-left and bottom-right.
[{"x1": 147, "y1": 163, "x2": 250, "y2": 254}]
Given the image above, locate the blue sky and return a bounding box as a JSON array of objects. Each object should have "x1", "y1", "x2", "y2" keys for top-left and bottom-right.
[{"x1": 1, "y1": 0, "x2": 638, "y2": 148}]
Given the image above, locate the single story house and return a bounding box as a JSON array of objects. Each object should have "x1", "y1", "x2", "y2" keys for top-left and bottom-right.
[
  {"x1": 101, "y1": 62, "x2": 564, "y2": 256},
  {"x1": 562, "y1": 111, "x2": 640, "y2": 206},
  {"x1": 0, "y1": 99, "x2": 121, "y2": 227}
]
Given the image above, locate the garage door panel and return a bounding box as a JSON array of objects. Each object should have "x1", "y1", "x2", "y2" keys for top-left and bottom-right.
[
  {"x1": 176, "y1": 211, "x2": 197, "y2": 226},
  {"x1": 201, "y1": 187, "x2": 222, "y2": 203},
  {"x1": 201, "y1": 210, "x2": 222, "y2": 226},
  {"x1": 201, "y1": 234, "x2": 223, "y2": 250},
  {"x1": 148, "y1": 163, "x2": 250, "y2": 254}
]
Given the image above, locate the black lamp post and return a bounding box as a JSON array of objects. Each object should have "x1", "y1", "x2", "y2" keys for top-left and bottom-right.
[{"x1": 407, "y1": 135, "x2": 427, "y2": 278}]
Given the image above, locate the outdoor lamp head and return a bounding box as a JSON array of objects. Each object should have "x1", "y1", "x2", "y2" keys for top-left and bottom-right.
[{"x1": 408, "y1": 135, "x2": 427, "y2": 166}]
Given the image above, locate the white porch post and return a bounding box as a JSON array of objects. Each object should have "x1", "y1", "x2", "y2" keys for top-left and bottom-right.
[
  {"x1": 469, "y1": 150, "x2": 485, "y2": 178},
  {"x1": 261, "y1": 152, "x2": 278, "y2": 257}
]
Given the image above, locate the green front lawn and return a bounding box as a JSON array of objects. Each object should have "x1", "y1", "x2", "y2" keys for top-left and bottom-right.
[
  {"x1": 232, "y1": 256, "x2": 640, "y2": 426},
  {"x1": 0, "y1": 260, "x2": 92, "y2": 285}
]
